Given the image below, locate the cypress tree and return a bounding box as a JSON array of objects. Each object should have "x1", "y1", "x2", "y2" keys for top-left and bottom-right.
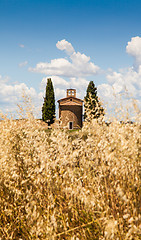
[
  {"x1": 42, "y1": 78, "x2": 55, "y2": 125},
  {"x1": 84, "y1": 81, "x2": 104, "y2": 120}
]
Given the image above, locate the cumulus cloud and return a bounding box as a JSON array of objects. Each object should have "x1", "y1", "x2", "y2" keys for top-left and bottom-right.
[
  {"x1": 40, "y1": 75, "x2": 89, "y2": 101},
  {"x1": 0, "y1": 82, "x2": 36, "y2": 104},
  {"x1": 70, "y1": 77, "x2": 89, "y2": 90},
  {"x1": 98, "y1": 84, "x2": 113, "y2": 99},
  {"x1": 29, "y1": 37, "x2": 141, "y2": 117},
  {"x1": 41, "y1": 76, "x2": 69, "y2": 89},
  {"x1": 106, "y1": 67, "x2": 140, "y2": 97},
  {"x1": 29, "y1": 39, "x2": 100, "y2": 77},
  {"x1": 0, "y1": 75, "x2": 42, "y2": 117},
  {"x1": 29, "y1": 58, "x2": 72, "y2": 76},
  {"x1": 56, "y1": 39, "x2": 75, "y2": 55},
  {"x1": 126, "y1": 36, "x2": 141, "y2": 70},
  {"x1": 0, "y1": 75, "x2": 10, "y2": 83},
  {"x1": 28, "y1": 39, "x2": 100, "y2": 110},
  {"x1": 8, "y1": 37, "x2": 139, "y2": 119},
  {"x1": 97, "y1": 66, "x2": 141, "y2": 118},
  {"x1": 55, "y1": 88, "x2": 66, "y2": 100},
  {"x1": 97, "y1": 37, "x2": 141, "y2": 112},
  {"x1": 19, "y1": 61, "x2": 28, "y2": 67}
]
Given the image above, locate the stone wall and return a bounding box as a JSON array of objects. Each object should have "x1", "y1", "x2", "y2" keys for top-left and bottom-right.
[{"x1": 60, "y1": 105, "x2": 82, "y2": 129}]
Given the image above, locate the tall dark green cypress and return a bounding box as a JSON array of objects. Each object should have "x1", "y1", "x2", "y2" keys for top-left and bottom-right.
[
  {"x1": 42, "y1": 78, "x2": 55, "y2": 125},
  {"x1": 84, "y1": 81, "x2": 104, "y2": 120}
]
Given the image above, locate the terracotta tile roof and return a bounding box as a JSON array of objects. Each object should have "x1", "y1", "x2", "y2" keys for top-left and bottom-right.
[
  {"x1": 58, "y1": 96, "x2": 83, "y2": 102},
  {"x1": 60, "y1": 101, "x2": 82, "y2": 106}
]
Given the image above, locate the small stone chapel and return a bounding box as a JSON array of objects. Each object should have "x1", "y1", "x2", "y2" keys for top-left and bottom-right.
[{"x1": 57, "y1": 89, "x2": 83, "y2": 129}]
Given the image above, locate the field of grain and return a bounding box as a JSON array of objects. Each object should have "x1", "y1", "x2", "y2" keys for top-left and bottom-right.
[{"x1": 0, "y1": 105, "x2": 140, "y2": 239}]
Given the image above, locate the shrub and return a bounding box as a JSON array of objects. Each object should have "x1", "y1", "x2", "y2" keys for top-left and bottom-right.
[{"x1": 0, "y1": 102, "x2": 140, "y2": 239}]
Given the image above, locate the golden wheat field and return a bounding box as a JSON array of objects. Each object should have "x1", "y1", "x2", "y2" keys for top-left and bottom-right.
[{"x1": 0, "y1": 103, "x2": 140, "y2": 239}]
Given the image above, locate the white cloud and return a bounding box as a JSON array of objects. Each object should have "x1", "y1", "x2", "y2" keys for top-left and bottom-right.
[
  {"x1": 98, "y1": 84, "x2": 113, "y2": 99},
  {"x1": 38, "y1": 91, "x2": 44, "y2": 101},
  {"x1": 97, "y1": 66, "x2": 141, "y2": 119},
  {"x1": 0, "y1": 82, "x2": 36, "y2": 103},
  {"x1": 56, "y1": 39, "x2": 75, "y2": 55},
  {"x1": 55, "y1": 88, "x2": 66, "y2": 100},
  {"x1": 126, "y1": 36, "x2": 141, "y2": 70},
  {"x1": 41, "y1": 76, "x2": 69, "y2": 89},
  {"x1": 9, "y1": 37, "x2": 140, "y2": 120},
  {"x1": 70, "y1": 51, "x2": 90, "y2": 64},
  {"x1": 107, "y1": 67, "x2": 141, "y2": 97},
  {"x1": 40, "y1": 75, "x2": 89, "y2": 101},
  {"x1": 70, "y1": 77, "x2": 89, "y2": 90},
  {"x1": 0, "y1": 75, "x2": 10, "y2": 83},
  {"x1": 28, "y1": 40, "x2": 100, "y2": 113},
  {"x1": 106, "y1": 71, "x2": 122, "y2": 84},
  {"x1": 29, "y1": 39, "x2": 100, "y2": 77},
  {"x1": 30, "y1": 58, "x2": 72, "y2": 76},
  {"x1": 97, "y1": 37, "x2": 141, "y2": 113},
  {"x1": 19, "y1": 61, "x2": 28, "y2": 67},
  {"x1": 0, "y1": 76, "x2": 42, "y2": 117},
  {"x1": 31, "y1": 37, "x2": 140, "y2": 116}
]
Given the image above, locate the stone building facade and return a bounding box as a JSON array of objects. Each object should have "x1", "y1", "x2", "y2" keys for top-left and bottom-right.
[{"x1": 58, "y1": 89, "x2": 83, "y2": 129}]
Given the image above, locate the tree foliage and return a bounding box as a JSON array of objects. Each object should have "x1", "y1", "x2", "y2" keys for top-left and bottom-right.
[
  {"x1": 84, "y1": 81, "x2": 104, "y2": 120},
  {"x1": 42, "y1": 78, "x2": 55, "y2": 125}
]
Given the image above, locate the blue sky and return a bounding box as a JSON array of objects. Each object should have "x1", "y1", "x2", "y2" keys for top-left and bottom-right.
[{"x1": 0, "y1": 0, "x2": 141, "y2": 118}]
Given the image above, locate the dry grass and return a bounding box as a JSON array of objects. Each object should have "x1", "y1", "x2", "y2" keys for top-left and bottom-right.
[{"x1": 0, "y1": 101, "x2": 140, "y2": 239}]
